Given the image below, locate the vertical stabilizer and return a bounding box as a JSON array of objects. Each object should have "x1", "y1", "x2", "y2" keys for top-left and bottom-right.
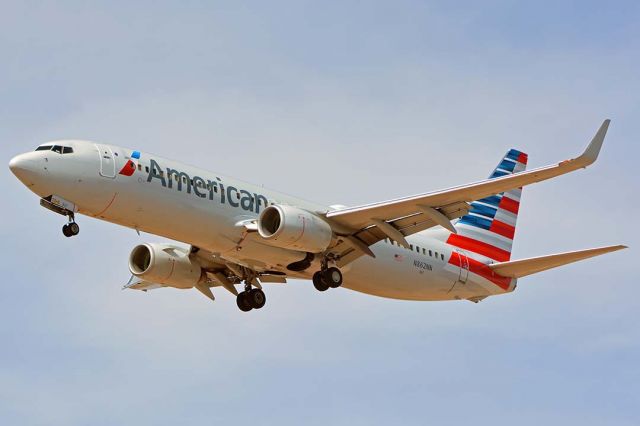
[{"x1": 447, "y1": 149, "x2": 528, "y2": 261}]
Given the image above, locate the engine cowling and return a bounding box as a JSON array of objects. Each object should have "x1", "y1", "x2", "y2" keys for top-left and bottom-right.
[
  {"x1": 128, "y1": 243, "x2": 203, "y2": 289},
  {"x1": 257, "y1": 204, "x2": 333, "y2": 253}
]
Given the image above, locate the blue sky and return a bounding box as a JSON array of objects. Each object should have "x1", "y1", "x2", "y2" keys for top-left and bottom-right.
[{"x1": 1, "y1": 1, "x2": 638, "y2": 425}]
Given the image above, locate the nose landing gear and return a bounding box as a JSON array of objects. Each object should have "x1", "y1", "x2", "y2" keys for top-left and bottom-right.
[
  {"x1": 62, "y1": 213, "x2": 80, "y2": 238},
  {"x1": 39, "y1": 196, "x2": 80, "y2": 238}
]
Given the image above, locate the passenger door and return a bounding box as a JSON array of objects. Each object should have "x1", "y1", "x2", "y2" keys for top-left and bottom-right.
[
  {"x1": 96, "y1": 144, "x2": 116, "y2": 178},
  {"x1": 456, "y1": 249, "x2": 469, "y2": 284}
]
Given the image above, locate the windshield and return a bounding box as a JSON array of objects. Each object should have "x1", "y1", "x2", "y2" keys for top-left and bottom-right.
[{"x1": 35, "y1": 145, "x2": 74, "y2": 154}]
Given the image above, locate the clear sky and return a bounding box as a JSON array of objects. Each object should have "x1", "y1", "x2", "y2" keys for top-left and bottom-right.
[{"x1": 1, "y1": 1, "x2": 638, "y2": 425}]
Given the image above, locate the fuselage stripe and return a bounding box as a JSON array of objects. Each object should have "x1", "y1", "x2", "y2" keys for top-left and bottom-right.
[
  {"x1": 448, "y1": 254, "x2": 511, "y2": 290},
  {"x1": 446, "y1": 234, "x2": 511, "y2": 261}
]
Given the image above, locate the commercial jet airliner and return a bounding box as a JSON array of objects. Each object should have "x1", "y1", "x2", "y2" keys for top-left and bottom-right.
[{"x1": 9, "y1": 120, "x2": 626, "y2": 311}]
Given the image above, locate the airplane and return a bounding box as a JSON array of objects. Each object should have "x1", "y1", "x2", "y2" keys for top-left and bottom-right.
[{"x1": 8, "y1": 120, "x2": 626, "y2": 311}]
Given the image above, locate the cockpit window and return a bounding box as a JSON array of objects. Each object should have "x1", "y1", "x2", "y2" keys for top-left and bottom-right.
[{"x1": 36, "y1": 145, "x2": 74, "y2": 154}]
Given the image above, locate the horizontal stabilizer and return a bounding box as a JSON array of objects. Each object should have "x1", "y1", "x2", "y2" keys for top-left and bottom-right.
[{"x1": 489, "y1": 245, "x2": 627, "y2": 278}]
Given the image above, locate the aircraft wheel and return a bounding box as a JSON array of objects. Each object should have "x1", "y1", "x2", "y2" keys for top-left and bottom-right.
[
  {"x1": 312, "y1": 271, "x2": 329, "y2": 292},
  {"x1": 62, "y1": 224, "x2": 73, "y2": 238},
  {"x1": 248, "y1": 288, "x2": 266, "y2": 309},
  {"x1": 236, "y1": 292, "x2": 253, "y2": 312},
  {"x1": 323, "y1": 267, "x2": 343, "y2": 288},
  {"x1": 69, "y1": 222, "x2": 80, "y2": 236}
]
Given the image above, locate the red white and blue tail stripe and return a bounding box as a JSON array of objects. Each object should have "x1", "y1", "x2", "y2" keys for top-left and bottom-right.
[{"x1": 447, "y1": 149, "x2": 528, "y2": 262}]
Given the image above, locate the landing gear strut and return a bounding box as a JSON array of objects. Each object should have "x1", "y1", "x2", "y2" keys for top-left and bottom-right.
[
  {"x1": 62, "y1": 214, "x2": 80, "y2": 238},
  {"x1": 236, "y1": 282, "x2": 266, "y2": 312}
]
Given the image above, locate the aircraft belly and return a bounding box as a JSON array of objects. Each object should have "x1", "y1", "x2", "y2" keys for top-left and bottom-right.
[{"x1": 341, "y1": 243, "x2": 454, "y2": 301}]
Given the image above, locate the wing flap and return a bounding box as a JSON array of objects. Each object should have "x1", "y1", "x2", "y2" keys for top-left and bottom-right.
[{"x1": 489, "y1": 245, "x2": 627, "y2": 278}]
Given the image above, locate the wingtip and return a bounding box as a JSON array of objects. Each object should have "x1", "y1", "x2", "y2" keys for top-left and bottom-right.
[
  {"x1": 604, "y1": 244, "x2": 627, "y2": 253},
  {"x1": 578, "y1": 119, "x2": 611, "y2": 166}
]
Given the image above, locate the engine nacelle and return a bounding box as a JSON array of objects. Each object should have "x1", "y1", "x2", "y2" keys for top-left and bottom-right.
[
  {"x1": 257, "y1": 204, "x2": 333, "y2": 253},
  {"x1": 128, "y1": 243, "x2": 203, "y2": 289}
]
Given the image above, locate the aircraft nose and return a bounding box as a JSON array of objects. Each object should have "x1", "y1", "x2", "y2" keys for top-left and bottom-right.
[{"x1": 9, "y1": 153, "x2": 39, "y2": 184}]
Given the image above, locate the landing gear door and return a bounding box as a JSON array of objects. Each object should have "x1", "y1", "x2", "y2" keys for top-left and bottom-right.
[
  {"x1": 456, "y1": 249, "x2": 469, "y2": 283},
  {"x1": 96, "y1": 144, "x2": 116, "y2": 178}
]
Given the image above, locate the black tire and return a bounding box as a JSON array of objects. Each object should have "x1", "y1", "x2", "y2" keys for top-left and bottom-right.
[
  {"x1": 249, "y1": 288, "x2": 266, "y2": 309},
  {"x1": 62, "y1": 224, "x2": 72, "y2": 238},
  {"x1": 312, "y1": 271, "x2": 329, "y2": 292},
  {"x1": 69, "y1": 222, "x2": 80, "y2": 236},
  {"x1": 236, "y1": 292, "x2": 253, "y2": 312},
  {"x1": 324, "y1": 267, "x2": 343, "y2": 288}
]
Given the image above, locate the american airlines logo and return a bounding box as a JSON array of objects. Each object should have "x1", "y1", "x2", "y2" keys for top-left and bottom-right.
[
  {"x1": 119, "y1": 150, "x2": 141, "y2": 176},
  {"x1": 145, "y1": 158, "x2": 269, "y2": 214}
]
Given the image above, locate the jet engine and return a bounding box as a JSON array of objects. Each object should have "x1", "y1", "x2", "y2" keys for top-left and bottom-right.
[
  {"x1": 257, "y1": 204, "x2": 333, "y2": 253},
  {"x1": 128, "y1": 243, "x2": 204, "y2": 289}
]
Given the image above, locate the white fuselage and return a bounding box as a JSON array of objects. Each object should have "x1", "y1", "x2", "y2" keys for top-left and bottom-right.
[{"x1": 9, "y1": 140, "x2": 516, "y2": 302}]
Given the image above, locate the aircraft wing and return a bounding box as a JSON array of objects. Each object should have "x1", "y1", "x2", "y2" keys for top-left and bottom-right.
[{"x1": 326, "y1": 120, "x2": 610, "y2": 265}]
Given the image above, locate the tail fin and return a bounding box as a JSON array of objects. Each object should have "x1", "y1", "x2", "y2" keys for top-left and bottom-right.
[
  {"x1": 488, "y1": 245, "x2": 627, "y2": 278},
  {"x1": 448, "y1": 149, "x2": 528, "y2": 262}
]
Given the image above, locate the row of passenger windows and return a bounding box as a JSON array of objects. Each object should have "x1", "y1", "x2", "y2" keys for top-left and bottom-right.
[
  {"x1": 383, "y1": 238, "x2": 445, "y2": 261},
  {"x1": 35, "y1": 145, "x2": 74, "y2": 154}
]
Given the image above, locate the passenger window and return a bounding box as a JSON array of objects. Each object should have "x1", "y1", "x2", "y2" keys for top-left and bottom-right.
[
  {"x1": 429, "y1": 250, "x2": 432, "y2": 257},
  {"x1": 416, "y1": 246, "x2": 420, "y2": 253},
  {"x1": 422, "y1": 248, "x2": 426, "y2": 255},
  {"x1": 435, "y1": 251, "x2": 439, "y2": 259},
  {"x1": 35, "y1": 145, "x2": 52, "y2": 151},
  {"x1": 52, "y1": 145, "x2": 63, "y2": 154},
  {"x1": 441, "y1": 254, "x2": 445, "y2": 261},
  {"x1": 62, "y1": 147, "x2": 73, "y2": 154},
  {"x1": 138, "y1": 164, "x2": 142, "y2": 171},
  {"x1": 145, "y1": 166, "x2": 149, "y2": 173},
  {"x1": 409, "y1": 244, "x2": 413, "y2": 250}
]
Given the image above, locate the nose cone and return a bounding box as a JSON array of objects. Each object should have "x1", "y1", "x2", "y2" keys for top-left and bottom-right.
[{"x1": 9, "y1": 153, "x2": 39, "y2": 186}]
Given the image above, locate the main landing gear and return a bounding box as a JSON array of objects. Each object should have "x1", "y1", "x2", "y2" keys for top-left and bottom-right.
[
  {"x1": 236, "y1": 283, "x2": 266, "y2": 312},
  {"x1": 312, "y1": 266, "x2": 343, "y2": 292},
  {"x1": 62, "y1": 214, "x2": 80, "y2": 238}
]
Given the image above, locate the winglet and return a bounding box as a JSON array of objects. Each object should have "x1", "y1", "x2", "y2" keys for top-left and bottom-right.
[{"x1": 575, "y1": 119, "x2": 610, "y2": 167}]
